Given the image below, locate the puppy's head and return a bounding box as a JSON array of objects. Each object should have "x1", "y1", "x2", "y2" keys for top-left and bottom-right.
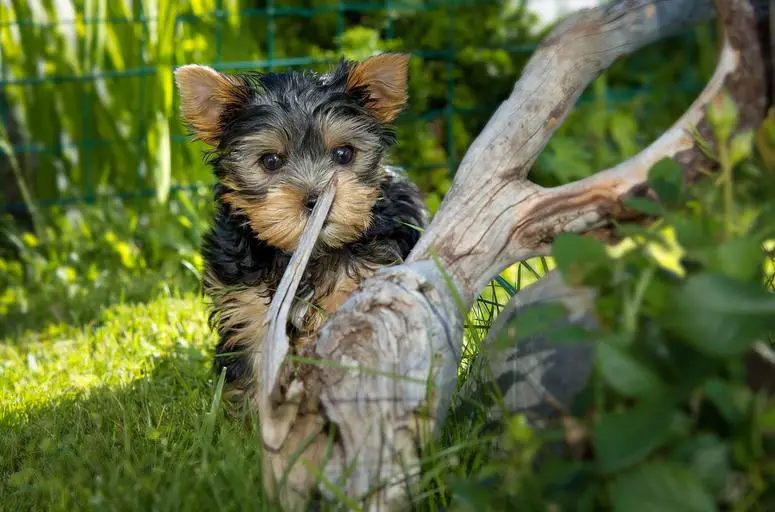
[{"x1": 174, "y1": 54, "x2": 410, "y2": 252}]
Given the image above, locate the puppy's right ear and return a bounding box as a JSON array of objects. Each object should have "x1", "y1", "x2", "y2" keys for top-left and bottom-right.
[{"x1": 174, "y1": 64, "x2": 246, "y2": 146}]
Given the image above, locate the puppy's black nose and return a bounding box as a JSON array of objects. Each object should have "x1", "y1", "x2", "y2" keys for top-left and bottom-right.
[{"x1": 304, "y1": 193, "x2": 318, "y2": 211}]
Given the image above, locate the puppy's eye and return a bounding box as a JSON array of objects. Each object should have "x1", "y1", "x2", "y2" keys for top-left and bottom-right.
[
  {"x1": 259, "y1": 152, "x2": 284, "y2": 171},
  {"x1": 332, "y1": 146, "x2": 355, "y2": 165}
]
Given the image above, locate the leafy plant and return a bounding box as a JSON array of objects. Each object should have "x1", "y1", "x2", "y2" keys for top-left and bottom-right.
[
  {"x1": 0, "y1": 187, "x2": 212, "y2": 338},
  {"x1": 450, "y1": 92, "x2": 775, "y2": 511},
  {"x1": 2, "y1": 0, "x2": 715, "y2": 219}
]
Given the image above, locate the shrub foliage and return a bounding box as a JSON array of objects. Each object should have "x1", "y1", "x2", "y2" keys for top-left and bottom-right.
[
  {"x1": 2, "y1": 0, "x2": 713, "y2": 214},
  {"x1": 450, "y1": 93, "x2": 775, "y2": 511}
]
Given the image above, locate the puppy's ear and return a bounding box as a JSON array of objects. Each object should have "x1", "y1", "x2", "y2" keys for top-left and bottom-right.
[
  {"x1": 345, "y1": 53, "x2": 409, "y2": 123},
  {"x1": 174, "y1": 64, "x2": 246, "y2": 146}
]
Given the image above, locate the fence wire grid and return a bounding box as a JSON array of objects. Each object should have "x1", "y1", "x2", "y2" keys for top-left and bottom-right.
[{"x1": 0, "y1": 0, "x2": 699, "y2": 212}]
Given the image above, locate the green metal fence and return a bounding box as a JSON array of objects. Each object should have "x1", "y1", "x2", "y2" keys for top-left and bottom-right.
[{"x1": 0, "y1": 0, "x2": 703, "y2": 213}]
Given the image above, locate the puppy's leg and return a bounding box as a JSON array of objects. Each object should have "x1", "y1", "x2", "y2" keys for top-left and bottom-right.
[{"x1": 209, "y1": 279, "x2": 271, "y2": 415}]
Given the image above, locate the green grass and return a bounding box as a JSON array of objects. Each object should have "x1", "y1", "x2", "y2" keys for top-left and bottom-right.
[
  {"x1": 0, "y1": 294, "x2": 282, "y2": 511},
  {"x1": 0, "y1": 195, "x2": 548, "y2": 510},
  {"x1": 0, "y1": 282, "x2": 544, "y2": 511}
]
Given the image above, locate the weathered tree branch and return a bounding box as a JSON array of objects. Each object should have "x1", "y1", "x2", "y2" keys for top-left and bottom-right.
[
  {"x1": 257, "y1": 1, "x2": 770, "y2": 510},
  {"x1": 261, "y1": 177, "x2": 337, "y2": 408},
  {"x1": 411, "y1": 0, "x2": 766, "y2": 301}
]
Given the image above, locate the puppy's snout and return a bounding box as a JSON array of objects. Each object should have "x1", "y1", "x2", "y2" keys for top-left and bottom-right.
[{"x1": 304, "y1": 192, "x2": 319, "y2": 211}]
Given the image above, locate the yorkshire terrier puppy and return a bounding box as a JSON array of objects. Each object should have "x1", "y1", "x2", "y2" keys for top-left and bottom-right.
[{"x1": 174, "y1": 53, "x2": 428, "y2": 411}]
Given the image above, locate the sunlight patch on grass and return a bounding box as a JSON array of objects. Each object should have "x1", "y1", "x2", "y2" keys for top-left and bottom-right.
[
  {"x1": 459, "y1": 257, "x2": 555, "y2": 378},
  {"x1": 0, "y1": 295, "x2": 211, "y2": 415}
]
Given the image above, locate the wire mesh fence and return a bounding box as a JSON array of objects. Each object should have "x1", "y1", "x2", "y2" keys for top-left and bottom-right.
[{"x1": 1, "y1": 0, "x2": 698, "y2": 212}]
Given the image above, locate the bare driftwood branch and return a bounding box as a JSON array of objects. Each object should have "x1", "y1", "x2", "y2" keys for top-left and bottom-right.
[
  {"x1": 257, "y1": 0, "x2": 770, "y2": 510},
  {"x1": 411, "y1": 0, "x2": 766, "y2": 299},
  {"x1": 260, "y1": 177, "x2": 337, "y2": 406}
]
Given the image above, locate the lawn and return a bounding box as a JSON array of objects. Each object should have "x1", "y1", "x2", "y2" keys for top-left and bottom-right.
[
  {"x1": 0, "y1": 285, "x2": 536, "y2": 512},
  {"x1": 0, "y1": 196, "x2": 281, "y2": 510},
  {"x1": 0, "y1": 198, "x2": 548, "y2": 510},
  {"x1": 0, "y1": 293, "x2": 279, "y2": 511}
]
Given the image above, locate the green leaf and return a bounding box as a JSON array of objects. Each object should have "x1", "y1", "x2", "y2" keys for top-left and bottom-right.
[
  {"x1": 703, "y1": 378, "x2": 751, "y2": 425},
  {"x1": 624, "y1": 197, "x2": 665, "y2": 216},
  {"x1": 552, "y1": 233, "x2": 611, "y2": 286},
  {"x1": 648, "y1": 158, "x2": 684, "y2": 208},
  {"x1": 752, "y1": 202, "x2": 775, "y2": 239},
  {"x1": 450, "y1": 477, "x2": 502, "y2": 509},
  {"x1": 670, "y1": 214, "x2": 712, "y2": 250},
  {"x1": 153, "y1": 113, "x2": 172, "y2": 204},
  {"x1": 690, "y1": 236, "x2": 764, "y2": 283},
  {"x1": 707, "y1": 90, "x2": 739, "y2": 145},
  {"x1": 609, "y1": 461, "x2": 716, "y2": 512},
  {"x1": 540, "y1": 136, "x2": 594, "y2": 182},
  {"x1": 669, "y1": 434, "x2": 730, "y2": 491},
  {"x1": 545, "y1": 323, "x2": 598, "y2": 344},
  {"x1": 593, "y1": 399, "x2": 675, "y2": 473},
  {"x1": 761, "y1": 402, "x2": 775, "y2": 432},
  {"x1": 728, "y1": 130, "x2": 754, "y2": 168},
  {"x1": 615, "y1": 224, "x2": 665, "y2": 244},
  {"x1": 661, "y1": 272, "x2": 775, "y2": 357},
  {"x1": 596, "y1": 342, "x2": 664, "y2": 398},
  {"x1": 642, "y1": 270, "x2": 679, "y2": 315},
  {"x1": 490, "y1": 302, "x2": 598, "y2": 350}
]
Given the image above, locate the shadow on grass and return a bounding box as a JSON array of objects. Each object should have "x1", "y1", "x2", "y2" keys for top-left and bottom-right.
[{"x1": 0, "y1": 346, "x2": 274, "y2": 512}]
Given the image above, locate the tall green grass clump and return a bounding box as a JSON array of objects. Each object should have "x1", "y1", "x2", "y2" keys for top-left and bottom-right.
[{"x1": 3, "y1": 0, "x2": 715, "y2": 218}]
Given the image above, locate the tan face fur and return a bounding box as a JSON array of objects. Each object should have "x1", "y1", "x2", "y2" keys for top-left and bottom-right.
[{"x1": 174, "y1": 54, "x2": 410, "y2": 252}]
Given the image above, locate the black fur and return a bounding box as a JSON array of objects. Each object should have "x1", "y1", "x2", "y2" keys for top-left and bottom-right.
[
  {"x1": 183, "y1": 57, "x2": 429, "y2": 397},
  {"x1": 205, "y1": 168, "x2": 427, "y2": 386}
]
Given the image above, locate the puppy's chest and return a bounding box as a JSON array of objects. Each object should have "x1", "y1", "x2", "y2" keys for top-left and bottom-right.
[{"x1": 288, "y1": 254, "x2": 373, "y2": 337}]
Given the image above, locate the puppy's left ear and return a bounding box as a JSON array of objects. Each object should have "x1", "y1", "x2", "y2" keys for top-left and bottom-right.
[{"x1": 345, "y1": 53, "x2": 409, "y2": 123}]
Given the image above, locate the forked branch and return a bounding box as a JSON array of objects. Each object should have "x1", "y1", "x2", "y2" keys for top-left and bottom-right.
[
  {"x1": 410, "y1": 0, "x2": 767, "y2": 301},
  {"x1": 258, "y1": 0, "x2": 770, "y2": 510}
]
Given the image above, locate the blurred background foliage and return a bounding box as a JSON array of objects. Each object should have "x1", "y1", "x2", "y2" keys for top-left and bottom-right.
[
  {"x1": 0, "y1": 0, "x2": 717, "y2": 335},
  {"x1": 1, "y1": 0, "x2": 715, "y2": 211}
]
